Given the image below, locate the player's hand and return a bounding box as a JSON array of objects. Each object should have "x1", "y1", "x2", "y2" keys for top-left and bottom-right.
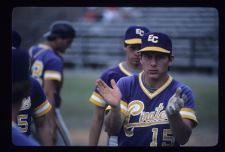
[
  {"x1": 166, "y1": 87, "x2": 187, "y2": 116},
  {"x1": 96, "y1": 79, "x2": 121, "y2": 108}
]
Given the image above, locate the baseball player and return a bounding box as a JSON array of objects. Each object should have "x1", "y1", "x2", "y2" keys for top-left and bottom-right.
[
  {"x1": 89, "y1": 25, "x2": 150, "y2": 146},
  {"x1": 16, "y1": 77, "x2": 53, "y2": 145},
  {"x1": 12, "y1": 48, "x2": 40, "y2": 146},
  {"x1": 29, "y1": 21, "x2": 76, "y2": 145},
  {"x1": 12, "y1": 30, "x2": 54, "y2": 145},
  {"x1": 96, "y1": 32, "x2": 198, "y2": 146}
]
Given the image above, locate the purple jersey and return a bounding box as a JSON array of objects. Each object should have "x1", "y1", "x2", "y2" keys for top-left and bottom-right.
[
  {"x1": 107, "y1": 72, "x2": 198, "y2": 146},
  {"x1": 89, "y1": 62, "x2": 135, "y2": 108},
  {"x1": 29, "y1": 44, "x2": 63, "y2": 107},
  {"x1": 12, "y1": 122, "x2": 40, "y2": 146},
  {"x1": 17, "y1": 77, "x2": 52, "y2": 136}
]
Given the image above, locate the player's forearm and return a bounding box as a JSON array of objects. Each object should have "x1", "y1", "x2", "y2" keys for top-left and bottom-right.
[
  {"x1": 49, "y1": 110, "x2": 58, "y2": 145},
  {"x1": 43, "y1": 81, "x2": 58, "y2": 144},
  {"x1": 35, "y1": 116, "x2": 54, "y2": 146},
  {"x1": 37, "y1": 127, "x2": 54, "y2": 146},
  {"x1": 105, "y1": 106, "x2": 122, "y2": 135},
  {"x1": 89, "y1": 123, "x2": 103, "y2": 146},
  {"x1": 89, "y1": 106, "x2": 105, "y2": 146},
  {"x1": 89, "y1": 116, "x2": 104, "y2": 145},
  {"x1": 89, "y1": 131, "x2": 100, "y2": 146},
  {"x1": 44, "y1": 91, "x2": 57, "y2": 144},
  {"x1": 167, "y1": 113, "x2": 192, "y2": 145}
]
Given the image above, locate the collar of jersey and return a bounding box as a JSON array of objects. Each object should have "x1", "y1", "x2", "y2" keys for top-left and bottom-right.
[
  {"x1": 139, "y1": 72, "x2": 173, "y2": 99},
  {"x1": 118, "y1": 62, "x2": 133, "y2": 76},
  {"x1": 38, "y1": 44, "x2": 63, "y2": 57},
  {"x1": 38, "y1": 44, "x2": 53, "y2": 50}
]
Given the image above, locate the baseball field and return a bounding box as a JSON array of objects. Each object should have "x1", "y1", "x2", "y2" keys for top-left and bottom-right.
[{"x1": 60, "y1": 69, "x2": 218, "y2": 146}]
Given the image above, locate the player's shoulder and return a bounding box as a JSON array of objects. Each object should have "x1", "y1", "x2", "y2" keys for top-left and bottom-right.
[
  {"x1": 41, "y1": 50, "x2": 63, "y2": 66},
  {"x1": 29, "y1": 77, "x2": 44, "y2": 96},
  {"x1": 117, "y1": 74, "x2": 138, "y2": 92},
  {"x1": 101, "y1": 64, "x2": 120, "y2": 75},
  {"x1": 117, "y1": 74, "x2": 137, "y2": 84},
  {"x1": 42, "y1": 49, "x2": 60, "y2": 61},
  {"x1": 30, "y1": 44, "x2": 60, "y2": 60},
  {"x1": 29, "y1": 44, "x2": 39, "y2": 57},
  {"x1": 99, "y1": 64, "x2": 121, "y2": 79},
  {"x1": 30, "y1": 76, "x2": 38, "y2": 83},
  {"x1": 30, "y1": 77, "x2": 41, "y2": 87},
  {"x1": 172, "y1": 78, "x2": 193, "y2": 93}
]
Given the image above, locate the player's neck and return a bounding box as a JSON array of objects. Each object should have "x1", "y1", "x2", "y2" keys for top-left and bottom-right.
[
  {"x1": 142, "y1": 73, "x2": 169, "y2": 91},
  {"x1": 44, "y1": 41, "x2": 56, "y2": 51}
]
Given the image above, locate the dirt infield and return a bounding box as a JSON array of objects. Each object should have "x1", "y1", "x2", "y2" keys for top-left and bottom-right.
[{"x1": 70, "y1": 129, "x2": 107, "y2": 146}]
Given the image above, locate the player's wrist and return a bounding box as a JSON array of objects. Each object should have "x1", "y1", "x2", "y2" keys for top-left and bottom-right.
[
  {"x1": 166, "y1": 109, "x2": 180, "y2": 117},
  {"x1": 110, "y1": 101, "x2": 120, "y2": 108}
]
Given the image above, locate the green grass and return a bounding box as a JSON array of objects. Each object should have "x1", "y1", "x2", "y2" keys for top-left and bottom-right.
[
  {"x1": 60, "y1": 70, "x2": 218, "y2": 133},
  {"x1": 60, "y1": 71, "x2": 98, "y2": 129},
  {"x1": 174, "y1": 73, "x2": 218, "y2": 127}
]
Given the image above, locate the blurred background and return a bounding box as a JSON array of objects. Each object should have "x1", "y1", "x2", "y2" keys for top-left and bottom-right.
[{"x1": 12, "y1": 7, "x2": 218, "y2": 146}]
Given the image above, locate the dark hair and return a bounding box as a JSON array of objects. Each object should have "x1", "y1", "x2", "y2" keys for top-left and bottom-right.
[
  {"x1": 12, "y1": 49, "x2": 31, "y2": 104},
  {"x1": 12, "y1": 80, "x2": 31, "y2": 105},
  {"x1": 140, "y1": 52, "x2": 172, "y2": 58},
  {"x1": 44, "y1": 21, "x2": 76, "y2": 41}
]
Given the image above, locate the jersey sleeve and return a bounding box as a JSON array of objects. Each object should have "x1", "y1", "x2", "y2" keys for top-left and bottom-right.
[
  {"x1": 179, "y1": 85, "x2": 198, "y2": 127},
  {"x1": 89, "y1": 70, "x2": 114, "y2": 108},
  {"x1": 44, "y1": 57, "x2": 63, "y2": 82},
  {"x1": 31, "y1": 78, "x2": 52, "y2": 118}
]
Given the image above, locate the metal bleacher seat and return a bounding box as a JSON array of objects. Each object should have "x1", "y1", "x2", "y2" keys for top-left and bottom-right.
[{"x1": 64, "y1": 7, "x2": 218, "y2": 73}]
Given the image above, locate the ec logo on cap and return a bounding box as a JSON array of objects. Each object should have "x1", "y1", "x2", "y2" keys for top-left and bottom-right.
[
  {"x1": 148, "y1": 34, "x2": 158, "y2": 43},
  {"x1": 136, "y1": 29, "x2": 145, "y2": 36}
]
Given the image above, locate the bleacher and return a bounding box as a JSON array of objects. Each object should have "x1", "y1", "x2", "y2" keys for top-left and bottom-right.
[{"x1": 64, "y1": 7, "x2": 218, "y2": 73}]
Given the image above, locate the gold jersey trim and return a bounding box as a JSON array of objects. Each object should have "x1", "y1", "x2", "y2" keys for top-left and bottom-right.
[
  {"x1": 89, "y1": 91, "x2": 106, "y2": 108},
  {"x1": 34, "y1": 100, "x2": 52, "y2": 118},
  {"x1": 118, "y1": 62, "x2": 133, "y2": 76},
  {"x1": 139, "y1": 72, "x2": 173, "y2": 99},
  {"x1": 44, "y1": 70, "x2": 62, "y2": 81}
]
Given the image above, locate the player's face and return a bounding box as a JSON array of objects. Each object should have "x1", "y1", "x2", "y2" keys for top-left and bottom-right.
[
  {"x1": 124, "y1": 44, "x2": 141, "y2": 66},
  {"x1": 140, "y1": 52, "x2": 173, "y2": 80},
  {"x1": 55, "y1": 38, "x2": 74, "y2": 53}
]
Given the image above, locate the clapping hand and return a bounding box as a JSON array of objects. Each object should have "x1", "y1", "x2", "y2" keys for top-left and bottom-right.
[{"x1": 96, "y1": 79, "x2": 121, "y2": 108}]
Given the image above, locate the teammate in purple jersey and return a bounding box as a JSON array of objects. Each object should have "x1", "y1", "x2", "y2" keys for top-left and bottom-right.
[
  {"x1": 12, "y1": 30, "x2": 54, "y2": 145},
  {"x1": 17, "y1": 77, "x2": 52, "y2": 138},
  {"x1": 29, "y1": 21, "x2": 76, "y2": 145},
  {"x1": 29, "y1": 43, "x2": 64, "y2": 107},
  {"x1": 96, "y1": 32, "x2": 198, "y2": 146},
  {"x1": 12, "y1": 48, "x2": 40, "y2": 146},
  {"x1": 89, "y1": 25, "x2": 150, "y2": 146}
]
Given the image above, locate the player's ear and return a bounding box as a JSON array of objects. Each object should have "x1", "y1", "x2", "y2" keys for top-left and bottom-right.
[
  {"x1": 140, "y1": 53, "x2": 143, "y2": 64},
  {"x1": 168, "y1": 55, "x2": 174, "y2": 66},
  {"x1": 123, "y1": 42, "x2": 128, "y2": 51}
]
